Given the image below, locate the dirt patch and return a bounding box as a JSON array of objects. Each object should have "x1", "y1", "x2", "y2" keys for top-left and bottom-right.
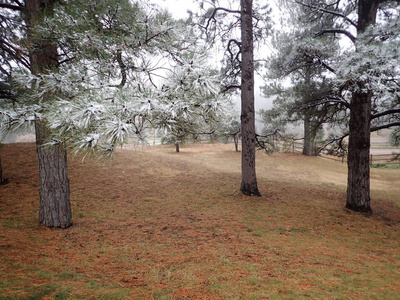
[{"x1": 0, "y1": 143, "x2": 399, "y2": 299}]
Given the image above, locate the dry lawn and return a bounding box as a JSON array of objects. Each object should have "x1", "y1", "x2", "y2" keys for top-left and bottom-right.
[{"x1": 0, "y1": 143, "x2": 399, "y2": 299}]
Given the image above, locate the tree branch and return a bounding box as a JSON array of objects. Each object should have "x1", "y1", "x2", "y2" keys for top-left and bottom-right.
[
  {"x1": 315, "y1": 29, "x2": 356, "y2": 44},
  {"x1": 371, "y1": 109, "x2": 400, "y2": 120},
  {"x1": 205, "y1": 6, "x2": 241, "y2": 30},
  {"x1": 317, "y1": 133, "x2": 348, "y2": 153},
  {"x1": 112, "y1": 49, "x2": 126, "y2": 88},
  {"x1": 222, "y1": 84, "x2": 240, "y2": 92},
  {"x1": 296, "y1": 96, "x2": 350, "y2": 110},
  {"x1": 371, "y1": 122, "x2": 400, "y2": 132},
  {"x1": 0, "y1": 39, "x2": 30, "y2": 70},
  {"x1": 316, "y1": 56, "x2": 336, "y2": 73},
  {"x1": 295, "y1": 1, "x2": 357, "y2": 28},
  {"x1": 0, "y1": 3, "x2": 24, "y2": 11}
]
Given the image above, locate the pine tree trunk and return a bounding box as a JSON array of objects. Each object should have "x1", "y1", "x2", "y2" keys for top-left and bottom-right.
[
  {"x1": 36, "y1": 120, "x2": 72, "y2": 228},
  {"x1": 345, "y1": 0, "x2": 378, "y2": 213},
  {"x1": 240, "y1": 0, "x2": 260, "y2": 196},
  {"x1": 234, "y1": 135, "x2": 239, "y2": 152},
  {"x1": 346, "y1": 90, "x2": 372, "y2": 212},
  {"x1": 175, "y1": 141, "x2": 180, "y2": 153},
  {"x1": 0, "y1": 156, "x2": 5, "y2": 185},
  {"x1": 302, "y1": 70, "x2": 314, "y2": 156},
  {"x1": 303, "y1": 117, "x2": 312, "y2": 156},
  {"x1": 26, "y1": 0, "x2": 72, "y2": 227}
]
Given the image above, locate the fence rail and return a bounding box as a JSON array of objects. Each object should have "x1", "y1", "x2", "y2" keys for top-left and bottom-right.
[
  {"x1": 319, "y1": 153, "x2": 400, "y2": 165},
  {"x1": 273, "y1": 139, "x2": 400, "y2": 166}
]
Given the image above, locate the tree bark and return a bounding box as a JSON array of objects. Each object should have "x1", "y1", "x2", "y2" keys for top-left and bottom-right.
[
  {"x1": 302, "y1": 70, "x2": 315, "y2": 156},
  {"x1": 345, "y1": 0, "x2": 379, "y2": 213},
  {"x1": 234, "y1": 134, "x2": 239, "y2": 152},
  {"x1": 36, "y1": 120, "x2": 72, "y2": 227},
  {"x1": 26, "y1": 0, "x2": 72, "y2": 227},
  {"x1": 240, "y1": 0, "x2": 260, "y2": 196},
  {"x1": 303, "y1": 117, "x2": 312, "y2": 156},
  {"x1": 346, "y1": 90, "x2": 372, "y2": 212},
  {"x1": 0, "y1": 156, "x2": 6, "y2": 185},
  {"x1": 175, "y1": 141, "x2": 180, "y2": 153}
]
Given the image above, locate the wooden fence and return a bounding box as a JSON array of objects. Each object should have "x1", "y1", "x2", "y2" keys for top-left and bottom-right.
[
  {"x1": 274, "y1": 139, "x2": 400, "y2": 166},
  {"x1": 320, "y1": 153, "x2": 400, "y2": 166}
]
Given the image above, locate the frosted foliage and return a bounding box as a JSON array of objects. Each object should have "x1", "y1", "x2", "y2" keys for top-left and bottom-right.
[
  {"x1": 151, "y1": 57, "x2": 227, "y2": 143},
  {"x1": 0, "y1": 0, "x2": 229, "y2": 157},
  {"x1": 334, "y1": 17, "x2": 400, "y2": 128},
  {"x1": 0, "y1": 104, "x2": 42, "y2": 138},
  {"x1": 336, "y1": 19, "x2": 400, "y2": 95},
  {"x1": 4, "y1": 56, "x2": 226, "y2": 156},
  {"x1": 45, "y1": 87, "x2": 158, "y2": 155},
  {"x1": 265, "y1": 3, "x2": 399, "y2": 138}
]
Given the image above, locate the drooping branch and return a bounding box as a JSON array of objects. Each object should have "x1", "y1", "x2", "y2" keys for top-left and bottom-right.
[
  {"x1": 316, "y1": 56, "x2": 336, "y2": 73},
  {"x1": 295, "y1": 95, "x2": 350, "y2": 110},
  {"x1": 222, "y1": 84, "x2": 241, "y2": 92},
  {"x1": 0, "y1": 64, "x2": 11, "y2": 77},
  {"x1": 295, "y1": 1, "x2": 357, "y2": 28},
  {"x1": 0, "y1": 38, "x2": 30, "y2": 70},
  {"x1": 0, "y1": 3, "x2": 24, "y2": 11},
  {"x1": 11, "y1": 0, "x2": 24, "y2": 6},
  {"x1": 371, "y1": 122, "x2": 400, "y2": 132},
  {"x1": 255, "y1": 129, "x2": 279, "y2": 139},
  {"x1": 205, "y1": 7, "x2": 241, "y2": 31},
  {"x1": 255, "y1": 129, "x2": 280, "y2": 150},
  {"x1": 371, "y1": 109, "x2": 400, "y2": 120},
  {"x1": 315, "y1": 29, "x2": 356, "y2": 44},
  {"x1": 316, "y1": 132, "x2": 349, "y2": 153}
]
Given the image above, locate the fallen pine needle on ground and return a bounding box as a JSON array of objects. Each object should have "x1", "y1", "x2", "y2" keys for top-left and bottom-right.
[{"x1": 0, "y1": 143, "x2": 399, "y2": 299}]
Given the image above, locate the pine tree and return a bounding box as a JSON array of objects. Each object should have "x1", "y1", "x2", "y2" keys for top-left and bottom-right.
[
  {"x1": 27, "y1": 0, "x2": 72, "y2": 228},
  {"x1": 285, "y1": 0, "x2": 400, "y2": 212},
  {"x1": 195, "y1": 0, "x2": 271, "y2": 196},
  {"x1": 263, "y1": 29, "x2": 339, "y2": 156}
]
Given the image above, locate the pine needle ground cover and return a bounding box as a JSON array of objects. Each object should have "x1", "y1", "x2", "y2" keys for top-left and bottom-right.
[{"x1": 0, "y1": 143, "x2": 399, "y2": 299}]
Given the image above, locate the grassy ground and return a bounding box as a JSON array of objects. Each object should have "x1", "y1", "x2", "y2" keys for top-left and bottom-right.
[{"x1": 0, "y1": 143, "x2": 399, "y2": 299}]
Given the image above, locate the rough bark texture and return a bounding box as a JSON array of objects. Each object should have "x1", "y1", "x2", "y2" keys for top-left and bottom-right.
[
  {"x1": 0, "y1": 157, "x2": 2, "y2": 181},
  {"x1": 346, "y1": 90, "x2": 372, "y2": 212},
  {"x1": 345, "y1": 0, "x2": 379, "y2": 213},
  {"x1": 26, "y1": 0, "x2": 72, "y2": 227},
  {"x1": 36, "y1": 120, "x2": 72, "y2": 228},
  {"x1": 302, "y1": 117, "x2": 312, "y2": 156},
  {"x1": 0, "y1": 156, "x2": 6, "y2": 185},
  {"x1": 302, "y1": 72, "x2": 316, "y2": 156},
  {"x1": 240, "y1": 0, "x2": 260, "y2": 196},
  {"x1": 175, "y1": 142, "x2": 180, "y2": 153}
]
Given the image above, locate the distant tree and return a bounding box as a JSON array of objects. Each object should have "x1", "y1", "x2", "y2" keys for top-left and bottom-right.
[
  {"x1": 262, "y1": 4, "x2": 341, "y2": 156},
  {"x1": 226, "y1": 119, "x2": 241, "y2": 152},
  {"x1": 154, "y1": 56, "x2": 228, "y2": 152},
  {"x1": 390, "y1": 128, "x2": 400, "y2": 147}
]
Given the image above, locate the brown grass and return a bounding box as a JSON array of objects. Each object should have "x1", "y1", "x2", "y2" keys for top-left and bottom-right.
[{"x1": 0, "y1": 142, "x2": 399, "y2": 299}]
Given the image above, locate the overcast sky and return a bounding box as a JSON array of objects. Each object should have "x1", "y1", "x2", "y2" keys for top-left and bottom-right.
[{"x1": 151, "y1": 0, "x2": 195, "y2": 19}]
